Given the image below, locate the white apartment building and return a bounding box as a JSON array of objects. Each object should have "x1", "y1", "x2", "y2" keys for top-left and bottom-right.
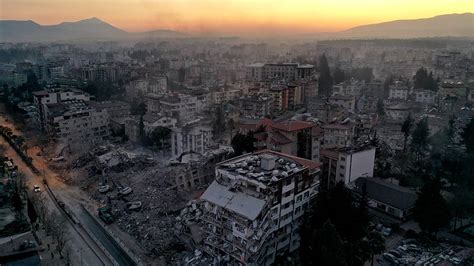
[
  {"x1": 246, "y1": 63, "x2": 315, "y2": 82},
  {"x1": 44, "y1": 100, "x2": 110, "y2": 146},
  {"x1": 322, "y1": 122, "x2": 356, "y2": 148},
  {"x1": 321, "y1": 145, "x2": 376, "y2": 188},
  {"x1": 413, "y1": 89, "x2": 437, "y2": 105},
  {"x1": 389, "y1": 82, "x2": 410, "y2": 100},
  {"x1": 160, "y1": 94, "x2": 204, "y2": 123},
  {"x1": 199, "y1": 151, "x2": 321, "y2": 265},
  {"x1": 33, "y1": 87, "x2": 91, "y2": 130},
  {"x1": 332, "y1": 79, "x2": 363, "y2": 97},
  {"x1": 171, "y1": 124, "x2": 213, "y2": 158},
  {"x1": 210, "y1": 88, "x2": 242, "y2": 105}
]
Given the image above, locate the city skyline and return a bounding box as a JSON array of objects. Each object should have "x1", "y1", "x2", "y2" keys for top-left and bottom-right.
[{"x1": 2, "y1": 0, "x2": 474, "y2": 36}]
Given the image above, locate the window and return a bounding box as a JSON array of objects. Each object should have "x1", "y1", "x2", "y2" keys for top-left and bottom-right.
[
  {"x1": 296, "y1": 195, "x2": 302, "y2": 202},
  {"x1": 303, "y1": 191, "x2": 309, "y2": 198}
]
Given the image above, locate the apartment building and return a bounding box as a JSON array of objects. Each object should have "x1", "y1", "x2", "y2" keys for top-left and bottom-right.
[
  {"x1": 160, "y1": 94, "x2": 204, "y2": 123},
  {"x1": 32, "y1": 87, "x2": 91, "y2": 130},
  {"x1": 320, "y1": 145, "x2": 376, "y2": 189},
  {"x1": 322, "y1": 122, "x2": 356, "y2": 148},
  {"x1": 88, "y1": 101, "x2": 130, "y2": 120},
  {"x1": 44, "y1": 100, "x2": 110, "y2": 145},
  {"x1": 413, "y1": 89, "x2": 437, "y2": 105},
  {"x1": 246, "y1": 63, "x2": 315, "y2": 82},
  {"x1": 332, "y1": 79, "x2": 363, "y2": 97},
  {"x1": 385, "y1": 103, "x2": 410, "y2": 122},
  {"x1": 388, "y1": 82, "x2": 410, "y2": 100},
  {"x1": 238, "y1": 94, "x2": 272, "y2": 119},
  {"x1": 199, "y1": 150, "x2": 321, "y2": 265},
  {"x1": 171, "y1": 123, "x2": 213, "y2": 158}
]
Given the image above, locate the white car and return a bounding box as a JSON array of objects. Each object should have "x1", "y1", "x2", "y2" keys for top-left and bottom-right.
[{"x1": 33, "y1": 185, "x2": 41, "y2": 193}]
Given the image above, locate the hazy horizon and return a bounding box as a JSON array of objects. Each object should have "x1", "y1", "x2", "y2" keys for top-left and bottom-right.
[{"x1": 2, "y1": 0, "x2": 474, "y2": 36}]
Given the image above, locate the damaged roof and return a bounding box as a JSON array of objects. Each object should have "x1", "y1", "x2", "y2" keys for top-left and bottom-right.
[{"x1": 200, "y1": 181, "x2": 266, "y2": 221}]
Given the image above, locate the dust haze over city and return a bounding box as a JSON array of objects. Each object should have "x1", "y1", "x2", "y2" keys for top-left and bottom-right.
[{"x1": 0, "y1": 0, "x2": 474, "y2": 265}]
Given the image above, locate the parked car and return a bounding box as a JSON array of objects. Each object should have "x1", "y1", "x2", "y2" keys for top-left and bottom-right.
[
  {"x1": 383, "y1": 227, "x2": 392, "y2": 237},
  {"x1": 118, "y1": 187, "x2": 132, "y2": 196},
  {"x1": 98, "y1": 185, "x2": 110, "y2": 193},
  {"x1": 33, "y1": 185, "x2": 41, "y2": 193}
]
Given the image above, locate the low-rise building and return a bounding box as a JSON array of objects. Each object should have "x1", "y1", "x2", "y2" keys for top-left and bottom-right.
[
  {"x1": 89, "y1": 100, "x2": 130, "y2": 120},
  {"x1": 385, "y1": 103, "x2": 410, "y2": 122},
  {"x1": 413, "y1": 89, "x2": 437, "y2": 105},
  {"x1": 199, "y1": 150, "x2": 320, "y2": 265},
  {"x1": 352, "y1": 177, "x2": 417, "y2": 220}
]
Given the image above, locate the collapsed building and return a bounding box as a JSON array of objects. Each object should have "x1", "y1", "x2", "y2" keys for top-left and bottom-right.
[{"x1": 193, "y1": 150, "x2": 321, "y2": 265}]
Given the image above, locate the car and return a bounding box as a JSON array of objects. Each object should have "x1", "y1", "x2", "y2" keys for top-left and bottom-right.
[
  {"x1": 118, "y1": 187, "x2": 132, "y2": 196},
  {"x1": 33, "y1": 185, "x2": 41, "y2": 193},
  {"x1": 383, "y1": 227, "x2": 392, "y2": 236},
  {"x1": 98, "y1": 185, "x2": 110, "y2": 193},
  {"x1": 383, "y1": 253, "x2": 398, "y2": 264}
]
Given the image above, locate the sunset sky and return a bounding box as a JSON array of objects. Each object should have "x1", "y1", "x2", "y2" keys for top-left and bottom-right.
[{"x1": 2, "y1": 0, "x2": 474, "y2": 35}]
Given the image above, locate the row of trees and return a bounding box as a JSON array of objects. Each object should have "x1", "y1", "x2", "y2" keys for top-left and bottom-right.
[{"x1": 413, "y1": 67, "x2": 438, "y2": 91}]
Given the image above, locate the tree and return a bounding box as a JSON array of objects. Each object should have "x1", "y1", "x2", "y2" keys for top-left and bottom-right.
[
  {"x1": 227, "y1": 118, "x2": 235, "y2": 140},
  {"x1": 446, "y1": 115, "x2": 456, "y2": 144},
  {"x1": 131, "y1": 101, "x2": 146, "y2": 116},
  {"x1": 410, "y1": 118, "x2": 430, "y2": 162},
  {"x1": 333, "y1": 68, "x2": 346, "y2": 84},
  {"x1": 401, "y1": 113, "x2": 414, "y2": 152},
  {"x1": 350, "y1": 67, "x2": 373, "y2": 83},
  {"x1": 213, "y1": 105, "x2": 225, "y2": 136},
  {"x1": 367, "y1": 231, "x2": 385, "y2": 266},
  {"x1": 413, "y1": 67, "x2": 428, "y2": 89},
  {"x1": 150, "y1": 126, "x2": 171, "y2": 149},
  {"x1": 50, "y1": 213, "x2": 69, "y2": 258},
  {"x1": 462, "y1": 118, "x2": 474, "y2": 154},
  {"x1": 376, "y1": 99, "x2": 385, "y2": 116},
  {"x1": 300, "y1": 220, "x2": 348, "y2": 266},
  {"x1": 413, "y1": 178, "x2": 450, "y2": 234},
  {"x1": 300, "y1": 182, "x2": 371, "y2": 265},
  {"x1": 318, "y1": 54, "x2": 333, "y2": 96},
  {"x1": 231, "y1": 131, "x2": 255, "y2": 156}
]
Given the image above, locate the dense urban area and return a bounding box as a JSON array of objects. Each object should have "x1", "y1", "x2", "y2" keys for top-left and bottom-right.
[{"x1": 0, "y1": 34, "x2": 474, "y2": 266}]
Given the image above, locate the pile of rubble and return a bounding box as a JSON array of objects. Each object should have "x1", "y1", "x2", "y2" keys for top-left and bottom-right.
[{"x1": 96, "y1": 165, "x2": 195, "y2": 261}]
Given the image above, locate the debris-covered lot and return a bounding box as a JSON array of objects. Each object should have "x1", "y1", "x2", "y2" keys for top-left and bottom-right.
[{"x1": 54, "y1": 144, "x2": 204, "y2": 262}]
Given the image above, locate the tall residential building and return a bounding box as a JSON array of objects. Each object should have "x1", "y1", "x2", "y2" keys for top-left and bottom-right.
[
  {"x1": 199, "y1": 150, "x2": 320, "y2": 265},
  {"x1": 160, "y1": 94, "x2": 204, "y2": 123},
  {"x1": 238, "y1": 94, "x2": 272, "y2": 119},
  {"x1": 43, "y1": 100, "x2": 110, "y2": 146},
  {"x1": 171, "y1": 123, "x2": 213, "y2": 158},
  {"x1": 320, "y1": 145, "x2": 376, "y2": 189},
  {"x1": 32, "y1": 87, "x2": 91, "y2": 130},
  {"x1": 246, "y1": 63, "x2": 315, "y2": 82}
]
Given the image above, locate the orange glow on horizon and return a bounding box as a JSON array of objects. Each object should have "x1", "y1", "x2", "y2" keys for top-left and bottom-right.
[{"x1": 1, "y1": 0, "x2": 473, "y2": 36}]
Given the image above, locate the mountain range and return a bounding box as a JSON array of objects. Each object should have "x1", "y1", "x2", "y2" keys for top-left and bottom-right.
[
  {"x1": 0, "y1": 13, "x2": 473, "y2": 42},
  {"x1": 0, "y1": 17, "x2": 186, "y2": 42}
]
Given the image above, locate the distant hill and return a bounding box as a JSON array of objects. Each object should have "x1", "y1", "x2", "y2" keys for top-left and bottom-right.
[
  {"x1": 329, "y1": 13, "x2": 474, "y2": 39},
  {"x1": 0, "y1": 17, "x2": 186, "y2": 42}
]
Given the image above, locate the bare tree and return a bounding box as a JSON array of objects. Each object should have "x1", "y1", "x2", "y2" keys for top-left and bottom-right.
[
  {"x1": 31, "y1": 192, "x2": 48, "y2": 223},
  {"x1": 63, "y1": 242, "x2": 73, "y2": 265},
  {"x1": 50, "y1": 213, "x2": 69, "y2": 258}
]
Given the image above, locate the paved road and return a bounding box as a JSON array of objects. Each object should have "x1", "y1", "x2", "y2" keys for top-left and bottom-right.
[
  {"x1": 1, "y1": 115, "x2": 137, "y2": 266},
  {"x1": 78, "y1": 206, "x2": 136, "y2": 266},
  {"x1": 0, "y1": 136, "x2": 110, "y2": 266}
]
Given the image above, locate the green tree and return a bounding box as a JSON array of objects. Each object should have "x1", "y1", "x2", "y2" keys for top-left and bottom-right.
[
  {"x1": 227, "y1": 118, "x2": 235, "y2": 139},
  {"x1": 333, "y1": 68, "x2": 346, "y2": 84},
  {"x1": 376, "y1": 99, "x2": 385, "y2": 116},
  {"x1": 367, "y1": 231, "x2": 385, "y2": 266},
  {"x1": 410, "y1": 118, "x2": 430, "y2": 162},
  {"x1": 318, "y1": 54, "x2": 333, "y2": 96},
  {"x1": 131, "y1": 102, "x2": 147, "y2": 116},
  {"x1": 413, "y1": 178, "x2": 451, "y2": 234},
  {"x1": 150, "y1": 126, "x2": 171, "y2": 149},
  {"x1": 300, "y1": 220, "x2": 348, "y2": 266},
  {"x1": 413, "y1": 67, "x2": 428, "y2": 89},
  {"x1": 213, "y1": 105, "x2": 225, "y2": 136},
  {"x1": 231, "y1": 131, "x2": 255, "y2": 156},
  {"x1": 401, "y1": 113, "x2": 414, "y2": 152},
  {"x1": 462, "y1": 118, "x2": 474, "y2": 154},
  {"x1": 300, "y1": 183, "x2": 371, "y2": 266}
]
